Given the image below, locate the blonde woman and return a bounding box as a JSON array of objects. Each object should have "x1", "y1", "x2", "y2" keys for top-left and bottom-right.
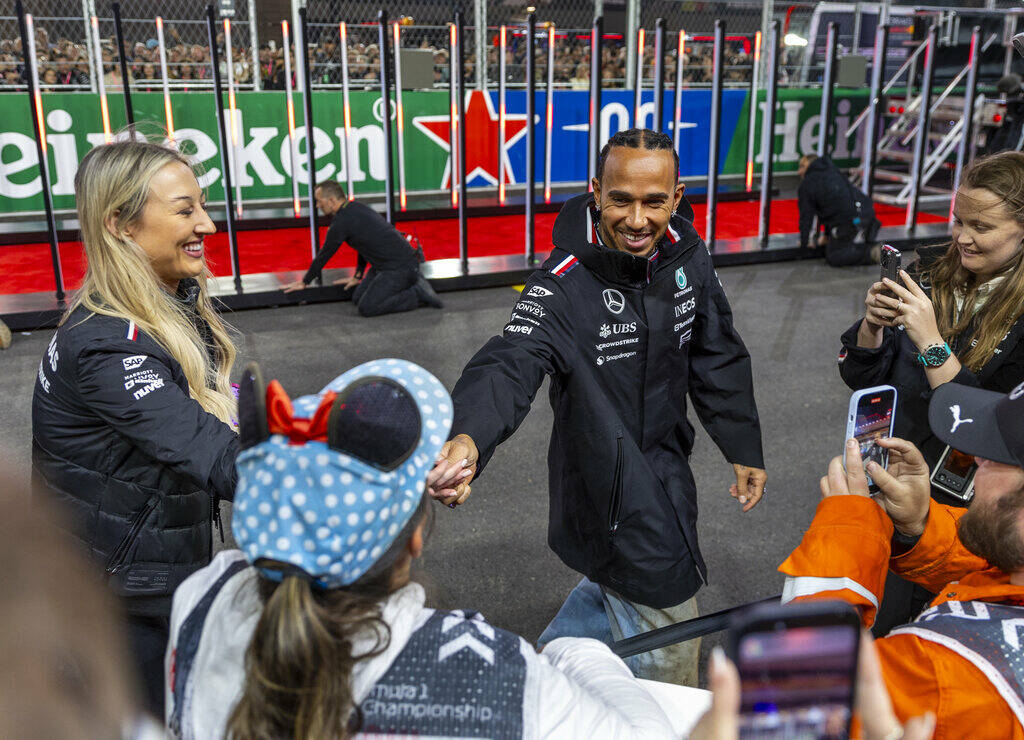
[{"x1": 32, "y1": 139, "x2": 239, "y2": 716}]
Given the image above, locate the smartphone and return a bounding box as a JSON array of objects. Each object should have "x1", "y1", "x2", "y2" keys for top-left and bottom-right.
[
  {"x1": 880, "y1": 244, "x2": 901, "y2": 286},
  {"x1": 730, "y1": 600, "x2": 861, "y2": 739},
  {"x1": 931, "y1": 445, "x2": 977, "y2": 502},
  {"x1": 846, "y1": 385, "x2": 898, "y2": 491}
]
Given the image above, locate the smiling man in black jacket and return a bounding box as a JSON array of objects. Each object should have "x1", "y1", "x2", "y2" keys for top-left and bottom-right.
[{"x1": 427, "y1": 129, "x2": 767, "y2": 686}]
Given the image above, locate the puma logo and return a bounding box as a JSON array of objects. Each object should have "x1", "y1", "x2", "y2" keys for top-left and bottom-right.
[{"x1": 949, "y1": 405, "x2": 974, "y2": 434}]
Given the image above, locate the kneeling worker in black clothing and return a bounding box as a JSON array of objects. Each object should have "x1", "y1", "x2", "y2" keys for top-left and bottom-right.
[
  {"x1": 283, "y1": 181, "x2": 442, "y2": 315},
  {"x1": 798, "y1": 154, "x2": 882, "y2": 267}
]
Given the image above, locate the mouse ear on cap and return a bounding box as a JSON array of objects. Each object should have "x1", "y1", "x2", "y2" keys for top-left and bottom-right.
[{"x1": 238, "y1": 362, "x2": 270, "y2": 450}]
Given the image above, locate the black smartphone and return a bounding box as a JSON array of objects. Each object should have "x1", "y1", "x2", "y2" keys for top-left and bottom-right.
[
  {"x1": 880, "y1": 245, "x2": 901, "y2": 291},
  {"x1": 931, "y1": 445, "x2": 978, "y2": 502},
  {"x1": 730, "y1": 601, "x2": 862, "y2": 739}
]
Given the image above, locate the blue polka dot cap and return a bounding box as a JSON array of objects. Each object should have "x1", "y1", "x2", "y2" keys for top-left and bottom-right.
[{"x1": 231, "y1": 359, "x2": 452, "y2": 588}]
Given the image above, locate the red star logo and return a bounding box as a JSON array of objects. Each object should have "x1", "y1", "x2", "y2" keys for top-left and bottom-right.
[{"x1": 413, "y1": 90, "x2": 530, "y2": 188}]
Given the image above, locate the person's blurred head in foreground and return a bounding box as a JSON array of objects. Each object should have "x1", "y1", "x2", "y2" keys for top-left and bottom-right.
[
  {"x1": 0, "y1": 469, "x2": 142, "y2": 739},
  {"x1": 225, "y1": 359, "x2": 451, "y2": 739},
  {"x1": 592, "y1": 128, "x2": 684, "y2": 258}
]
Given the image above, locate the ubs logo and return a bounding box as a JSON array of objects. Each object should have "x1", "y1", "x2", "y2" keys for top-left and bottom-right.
[{"x1": 603, "y1": 289, "x2": 625, "y2": 315}]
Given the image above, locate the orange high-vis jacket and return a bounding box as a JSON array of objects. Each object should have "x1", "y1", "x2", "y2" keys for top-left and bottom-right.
[{"x1": 779, "y1": 495, "x2": 1024, "y2": 739}]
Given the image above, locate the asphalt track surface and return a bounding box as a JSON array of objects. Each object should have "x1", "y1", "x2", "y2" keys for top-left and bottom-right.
[{"x1": 0, "y1": 256, "x2": 883, "y2": 682}]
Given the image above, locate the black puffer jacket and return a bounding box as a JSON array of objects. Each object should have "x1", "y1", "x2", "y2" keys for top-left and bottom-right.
[
  {"x1": 798, "y1": 157, "x2": 875, "y2": 248},
  {"x1": 452, "y1": 194, "x2": 764, "y2": 608},
  {"x1": 32, "y1": 283, "x2": 238, "y2": 616}
]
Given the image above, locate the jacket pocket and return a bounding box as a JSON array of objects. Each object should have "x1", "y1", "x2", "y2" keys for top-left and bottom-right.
[
  {"x1": 608, "y1": 432, "x2": 624, "y2": 533},
  {"x1": 105, "y1": 495, "x2": 159, "y2": 575}
]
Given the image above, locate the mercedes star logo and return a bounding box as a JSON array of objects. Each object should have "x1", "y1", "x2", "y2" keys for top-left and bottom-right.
[{"x1": 603, "y1": 289, "x2": 625, "y2": 315}]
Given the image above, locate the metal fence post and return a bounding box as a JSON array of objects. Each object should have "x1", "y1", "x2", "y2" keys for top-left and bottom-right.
[
  {"x1": 205, "y1": 3, "x2": 241, "y2": 292},
  {"x1": 82, "y1": 0, "x2": 97, "y2": 93},
  {"x1": 626, "y1": 0, "x2": 638, "y2": 90},
  {"x1": 18, "y1": 3, "x2": 65, "y2": 303},
  {"x1": 758, "y1": 20, "x2": 781, "y2": 248},
  {"x1": 705, "y1": 20, "x2": 725, "y2": 251},
  {"x1": 817, "y1": 22, "x2": 838, "y2": 158},
  {"x1": 377, "y1": 9, "x2": 395, "y2": 224},
  {"x1": 951, "y1": 25, "x2": 982, "y2": 222},
  {"x1": 474, "y1": 0, "x2": 486, "y2": 90},
  {"x1": 297, "y1": 6, "x2": 319, "y2": 263},
  {"x1": 525, "y1": 12, "x2": 536, "y2": 264},
  {"x1": 291, "y1": 0, "x2": 304, "y2": 92},
  {"x1": 861, "y1": 23, "x2": 889, "y2": 199},
  {"x1": 653, "y1": 18, "x2": 665, "y2": 132},
  {"x1": 454, "y1": 10, "x2": 468, "y2": 274},
  {"x1": 588, "y1": 15, "x2": 603, "y2": 187},
  {"x1": 111, "y1": 3, "x2": 134, "y2": 128},
  {"x1": 905, "y1": 24, "x2": 937, "y2": 232},
  {"x1": 248, "y1": 0, "x2": 260, "y2": 90}
]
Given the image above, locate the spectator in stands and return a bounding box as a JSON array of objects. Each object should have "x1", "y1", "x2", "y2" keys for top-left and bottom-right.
[
  {"x1": 166, "y1": 360, "x2": 676, "y2": 739},
  {"x1": 798, "y1": 154, "x2": 881, "y2": 266},
  {"x1": 283, "y1": 180, "x2": 442, "y2": 315},
  {"x1": 32, "y1": 139, "x2": 240, "y2": 717},
  {"x1": 0, "y1": 467, "x2": 164, "y2": 739},
  {"x1": 780, "y1": 380, "x2": 1024, "y2": 736},
  {"x1": 840, "y1": 150, "x2": 1024, "y2": 632}
]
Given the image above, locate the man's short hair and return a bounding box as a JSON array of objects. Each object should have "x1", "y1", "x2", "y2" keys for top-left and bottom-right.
[
  {"x1": 315, "y1": 180, "x2": 347, "y2": 201},
  {"x1": 799, "y1": 154, "x2": 817, "y2": 169},
  {"x1": 596, "y1": 128, "x2": 679, "y2": 183}
]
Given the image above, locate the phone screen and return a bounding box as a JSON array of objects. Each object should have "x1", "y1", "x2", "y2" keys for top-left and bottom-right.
[
  {"x1": 737, "y1": 624, "x2": 858, "y2": 739},
  {"x1": 854, "y1": 389, "x2": 896, "y2": 473},
  {"x1": 943, "y1": 448, "x2": 976, "y2": 478}
]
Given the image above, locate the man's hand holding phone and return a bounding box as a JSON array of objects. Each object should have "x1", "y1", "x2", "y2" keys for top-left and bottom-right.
[{"x1": 821, "y1": 437, "x2": 931, "y2": 537}]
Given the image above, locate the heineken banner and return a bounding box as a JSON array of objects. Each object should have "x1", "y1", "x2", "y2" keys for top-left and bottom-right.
[{"x1": 0, "y1": 87, "x2": 867, "y2": 215}]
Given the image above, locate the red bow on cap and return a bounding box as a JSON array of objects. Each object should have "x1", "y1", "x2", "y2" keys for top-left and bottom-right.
[{"x1": 265, "y1": 380, "x2": 337, "y2": 445}]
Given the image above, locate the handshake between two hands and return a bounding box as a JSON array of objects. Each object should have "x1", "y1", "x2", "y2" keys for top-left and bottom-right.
[{"x1": 822, "y1": 436, "x2": 932, "y2": 538}]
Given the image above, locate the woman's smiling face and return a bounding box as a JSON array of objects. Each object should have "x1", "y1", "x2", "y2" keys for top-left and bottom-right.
[
  {"x1": 121, "y1": 161, "x2": 216, "y2": 292},
  {"x1": 952, "y1": 186, "x2": 1024, "y2": 280}
]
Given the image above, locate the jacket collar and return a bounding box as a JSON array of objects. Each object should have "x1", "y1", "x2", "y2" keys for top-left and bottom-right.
[{"x1": 551, "y1": 193, "x2": 700, "y2": 289}]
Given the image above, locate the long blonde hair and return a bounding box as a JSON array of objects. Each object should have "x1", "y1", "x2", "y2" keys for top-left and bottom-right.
[
  {"x1": 928, "y1": 151, "x2": 1024, "y2": 372},
  {"x1": 68, "y1": 138, "x2": 237, "y2": 424}
]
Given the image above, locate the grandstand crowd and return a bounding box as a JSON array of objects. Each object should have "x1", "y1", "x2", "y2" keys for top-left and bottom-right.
[{"x1": 0, "y1": 21, "x2": 765, "y2": 91}]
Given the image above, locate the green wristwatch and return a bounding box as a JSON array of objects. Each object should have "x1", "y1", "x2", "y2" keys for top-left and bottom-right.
[{"x1": 916, "y1": 341, "x2": 952, "y2": 367}]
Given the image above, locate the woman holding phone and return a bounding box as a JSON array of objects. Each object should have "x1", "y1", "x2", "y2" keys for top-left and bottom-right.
[
  {"x1": 837, "y1": 151, "x2": 1024, "y2": 628},
  {"x1": 32, "y1": 138, "x2": 240, "y2": 715}
]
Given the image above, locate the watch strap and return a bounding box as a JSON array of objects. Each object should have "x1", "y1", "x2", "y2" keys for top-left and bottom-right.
[{"x1": 916, "y1": 341, "x2": 952, "y2": 367}]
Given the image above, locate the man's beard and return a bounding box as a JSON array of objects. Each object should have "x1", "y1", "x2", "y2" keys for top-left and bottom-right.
[{"x1": 957, "y1": 492, "x2": 1024, "y2": 573}]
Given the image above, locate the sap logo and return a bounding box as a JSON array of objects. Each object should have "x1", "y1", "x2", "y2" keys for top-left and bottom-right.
[
  {"x1": 526, "y1": 285, "x2": 553, "y2": 299},
  {"x1": 505, "y1": 324, "x2": 534, "y2": 335},
  {"x1": 122, "y1": 355, "x2": 148, "y2": 371},
  {"x1": 674, "y1": 298, "x2": 696, "y2": 317},
  {"x1": 515, "y1": 301, "x2": 545, "y2": 318},
  {"x1": 678, "y1": 329, "x2": 693, "y2": 348},
  {"x1": 132, "y1": 379, "x2": 165, "y2": 400}
]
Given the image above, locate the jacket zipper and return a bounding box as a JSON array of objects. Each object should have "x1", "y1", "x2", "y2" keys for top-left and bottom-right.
[
  {"x1": 608, "y1": 434, "x2": 624, "y2": 533},
  {"x1": 105, "y1": 496, "x2": 160, "y2": 574}
]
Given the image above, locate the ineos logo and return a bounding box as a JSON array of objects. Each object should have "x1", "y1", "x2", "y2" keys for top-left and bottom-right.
[{"x1": 603, "y1": 289, "x2": 625, "y2": 315}]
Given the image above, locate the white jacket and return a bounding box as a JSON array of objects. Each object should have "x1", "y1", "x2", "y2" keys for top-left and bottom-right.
[{"x1": 166, "y1": 550, "x2": 678, "y2": 739}]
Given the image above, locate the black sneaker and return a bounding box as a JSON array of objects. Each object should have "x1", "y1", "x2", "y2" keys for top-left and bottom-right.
[{"x1": 414, "y1": 275, "x2": 443, "y2": 309}]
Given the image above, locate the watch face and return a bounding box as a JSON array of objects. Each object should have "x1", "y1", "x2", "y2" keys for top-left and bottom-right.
[{"x1": 925, "y1": 345, "x2": 950, "y2": 366}]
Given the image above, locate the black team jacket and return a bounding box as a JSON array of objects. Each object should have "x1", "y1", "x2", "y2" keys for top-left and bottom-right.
[
  {"x1": 31, "y1": 281, "x2": 238, "y2": 616},
  {"x1": 450, "y1": 194, "x2": 764, "y2": 608}
]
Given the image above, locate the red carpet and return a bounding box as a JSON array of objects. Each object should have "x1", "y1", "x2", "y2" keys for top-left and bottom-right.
[{"x1": 1, "y1": 199, "x2": 944, "y2": 295}]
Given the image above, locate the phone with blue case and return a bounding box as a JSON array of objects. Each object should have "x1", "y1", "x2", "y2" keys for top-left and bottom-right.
[{"x1": 845, "y1": 385, "x2": 898, "y2": 491}]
